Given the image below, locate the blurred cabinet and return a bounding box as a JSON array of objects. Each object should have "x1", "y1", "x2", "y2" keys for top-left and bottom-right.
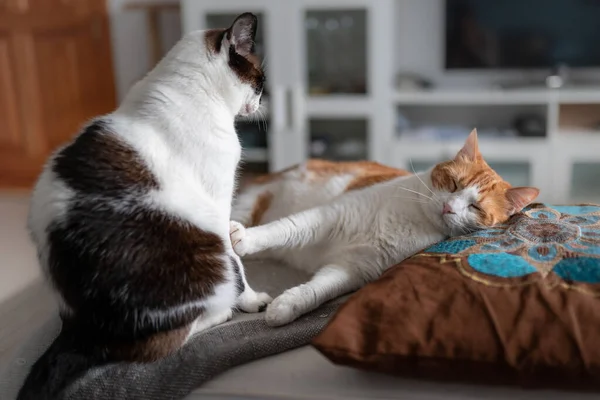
[
  {"x1": 181, "y1": 0, "x2": 395, "y2": 174},
  {"x1": 0, "y1": 0, "x2": 115, "y2": 188}
]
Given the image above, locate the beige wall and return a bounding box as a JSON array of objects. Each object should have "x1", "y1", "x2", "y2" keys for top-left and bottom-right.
[{"x1": 0, "y1": 195, "x2": 41, "y2": 305}]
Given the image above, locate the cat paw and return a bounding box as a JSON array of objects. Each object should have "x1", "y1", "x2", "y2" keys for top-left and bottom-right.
[
  {"x1": 237, "y1": 289, "x2": 273, "y2": 313},
  {"x1": 265, "y1": 293, "x2": 302, "y2": 327},
  {"x1": 229, "y1": 221, "x2": 254, "y2": 256}
]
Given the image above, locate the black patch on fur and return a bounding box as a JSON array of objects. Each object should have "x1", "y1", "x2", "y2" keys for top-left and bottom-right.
[
  {"x1": 205, "y1": 29, "x2": 227, "y2": 54},
  {"x1": 53, "y1": 121, "x2": 159, "y2": 196},
  {"x1": 47, "y1": 205, "x2": 225, "y2": 340},
  {"x1": 48, "y1": 119, "x2": 228, "y2": 342},
  {"x1": 228, "y1": 46, "x2": 265, "y2": 95},
  {"x1": 230, "y1": 256, "x2": 246, "y2": 295}
]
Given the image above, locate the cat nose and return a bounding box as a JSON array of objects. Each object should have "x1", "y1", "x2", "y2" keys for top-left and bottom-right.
[{"x1": 442, "y1": 202, "x2": 455, "y2": 215}]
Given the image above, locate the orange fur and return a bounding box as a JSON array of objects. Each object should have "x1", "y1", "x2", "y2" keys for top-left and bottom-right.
[
  {"x1": 250, "y1": 191, "x2": 273, "y2": 227},
  {"x1": 252, "y1": 164, "x2": 299, "y2": 184},
  {"x1": 251, "y1": 159, "x2": 410, "y2": 191}
]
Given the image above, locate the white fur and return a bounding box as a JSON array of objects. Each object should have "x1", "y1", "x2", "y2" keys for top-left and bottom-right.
[
  {"x1": 28, "y1": 27, "x2": 269, "y2": 333},
  {"x1": 231, "y1": 167, "x2": 483, "y2": 326},
  {"x1": 27, "y1": 166, "x2": 75, "y2": 315}
]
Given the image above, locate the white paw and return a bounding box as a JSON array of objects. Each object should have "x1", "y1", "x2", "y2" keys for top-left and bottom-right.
[
  {"x1": 265, "y1": 293, "x2": 302, "y2": 327},
  {"x1": 223, "y1": 307, "x2": 234, "y2": 322},
  {"x1": 229, "y1": 221, "x2": 254, "y2": 256},
  {"x1": 237, "y1": 289, "x2": 273, "y2": 313}
]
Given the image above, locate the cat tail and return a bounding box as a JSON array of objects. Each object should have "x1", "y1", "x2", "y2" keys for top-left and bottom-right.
[{"x1": 16, "y1": 324, "x2": 107, "y2": 400}]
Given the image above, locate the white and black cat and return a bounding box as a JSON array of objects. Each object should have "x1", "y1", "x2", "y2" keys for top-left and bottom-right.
[{"x1": 19, "y1": 13, "x2": 270, "y2": 400}]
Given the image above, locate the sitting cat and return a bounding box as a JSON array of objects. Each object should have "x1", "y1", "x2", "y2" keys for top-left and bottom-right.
[
  {"x1": 19, "y1": 13, "x2": 270, "y2": 400},
  {"x1": 230, "y1": 130, "x2": 539, "y2": 327}
]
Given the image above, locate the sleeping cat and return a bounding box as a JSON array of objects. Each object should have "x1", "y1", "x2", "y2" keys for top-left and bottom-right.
[
  {"x1": 19, "y1": 13, "x2": 270, "y2": 400},
  {"x1": 230, "y1": 130, "x2": 540, "y2": 327}
]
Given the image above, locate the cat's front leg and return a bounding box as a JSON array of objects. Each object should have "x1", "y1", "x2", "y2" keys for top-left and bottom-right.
[
  {"x1": 228, "y1": 247, "x2": 272, "y2": 312},
  {"x1": 265, "y1": 263, "x2": 364, "y2": 327},
  {"x1": 230, "y1": 206, "x2": 335, "y2": 257}
]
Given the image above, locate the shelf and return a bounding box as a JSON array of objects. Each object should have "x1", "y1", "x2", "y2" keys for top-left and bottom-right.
[
  {"x1": 306, "y1": 96, "x2": 371, "y2": 117},
  {"x1": 393, "y1": 87, "x2": 600, "y2": 105},
  {"x1": 556, "y1": 89, "x2": 600, "y2": 104},
  {"x1": 557, "y1": 129, "x2": 600, "y2": 138},
  {"x1": 393, "y1": 90, "x2": 549, "y2": 105},
  {"x1": 391, "y1": 137, "x2": 548, "y2": 160},
  {"x1": 242, "y1": 148, "x2": 268, "y2": 163}
]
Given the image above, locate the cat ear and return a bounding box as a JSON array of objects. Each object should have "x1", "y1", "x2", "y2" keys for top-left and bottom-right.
[
  {"x1": 454, "y1": 129, "x2": 481, "y2": 162},
  {"x1": 228, "y1": 13, "x2": 258, "y2": 57},
  {"x1": 506, "y1": 187, "x2": 540, "y2": 214}
]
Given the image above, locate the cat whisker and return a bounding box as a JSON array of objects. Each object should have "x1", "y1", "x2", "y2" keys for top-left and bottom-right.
[
  {"x1": 391, "y1": 196, "x2": 431, "y2": 203},
  {"x1": 409, "y1": 158, "x2": 437, "y2": 199},
  {"x1": 258, "y1": 109, "x2": 268, "y2": 132},
  {"x1": 394, "y1": 185, "x2": 433, "y2": 201}
]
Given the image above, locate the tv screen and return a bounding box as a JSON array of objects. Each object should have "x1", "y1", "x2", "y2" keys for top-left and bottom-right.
[{"x1": 445, "y1": 0, "x2": 600, "y2": 69}]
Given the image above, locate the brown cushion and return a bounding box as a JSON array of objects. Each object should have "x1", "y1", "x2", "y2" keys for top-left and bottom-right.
[{"x1": 312, "y1": 204, "x2": 600, "y2": 390}]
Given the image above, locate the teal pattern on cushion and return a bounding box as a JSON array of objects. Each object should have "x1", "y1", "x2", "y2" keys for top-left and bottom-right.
[
  {"x1": 424, "y1": 204, "x2": 600, "y2": 288},
  {"x1": 553, "y1": 206, "x2": 600, "y2": 215},
  {"x1": 426, "y1": 239, "x2": 476, "y2": 254},
  {"x1": 553, "y1": 258, "x2": 600, "y2": 284},
  {"x1": 467, "y1": 254, "x2": 538, "y2": 278}
]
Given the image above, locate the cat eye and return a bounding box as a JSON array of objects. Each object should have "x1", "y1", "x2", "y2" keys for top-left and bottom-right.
[
  {"x1": 449, "y1": 179, "x2": 459, "y2": 193},
  {"x1": 469, "y1": 203, "x2": 482, "y2": 212}
]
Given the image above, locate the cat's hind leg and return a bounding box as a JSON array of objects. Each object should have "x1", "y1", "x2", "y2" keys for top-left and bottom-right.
[
  {"x1": 186, "y1": 308, "x2": 234, "y2": 341},
  {"x1": 265, "y1": 263, "x2": 364, "y2": 327}
]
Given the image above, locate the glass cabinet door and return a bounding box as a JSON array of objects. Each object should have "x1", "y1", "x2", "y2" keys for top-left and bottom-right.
[
  {"x1": 304, "y1": 9, "x2": 367, "y2": 96},
  {"x1": 289, "y1": 0, "x2": 379, "y2": 101},
  {"x1": 570, "y1": 163, "x2": 600, "y2": 204},
  {"x1": 288, "y1": 0, "x2": 381, "y2": 162},
  {"x1": 309, "y1": 119, "x2": 368, "y2": 161},
  {"x1": 289, "y1": 0, "x2": 381, "y2": 100}
]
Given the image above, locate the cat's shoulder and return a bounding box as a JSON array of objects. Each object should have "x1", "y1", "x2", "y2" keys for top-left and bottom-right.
[{"x1": 52, "y1": 118, "x2": 158, "y2": 195}]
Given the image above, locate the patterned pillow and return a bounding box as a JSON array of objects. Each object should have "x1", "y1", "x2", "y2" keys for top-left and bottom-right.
[
  {"x1": 426, "y1": 204, "x2": 600, "y2": 290},
  {"x1": 313, "y1": 204, "x2": 600, "y2": 389}
]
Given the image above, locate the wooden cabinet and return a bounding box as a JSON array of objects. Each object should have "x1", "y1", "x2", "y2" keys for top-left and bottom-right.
[{"x1": 0, "y1": 0, "x2": 115, "y2": 188}]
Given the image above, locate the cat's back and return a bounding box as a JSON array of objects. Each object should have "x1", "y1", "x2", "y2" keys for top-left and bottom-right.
[
  {"x1": 234, "y1": 159, "x2": 411, "y2": 226},
  {"x1": 29, "y1": 119, "x2": 156, "y2": 225},
  {"x1": 28, "y1": 117, "x2": 232, "y2": 316}
]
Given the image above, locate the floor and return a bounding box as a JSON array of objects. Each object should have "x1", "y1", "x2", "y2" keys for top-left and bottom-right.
[{"x1": 0, "y1": 193, "x2": 55, "y2": 375}]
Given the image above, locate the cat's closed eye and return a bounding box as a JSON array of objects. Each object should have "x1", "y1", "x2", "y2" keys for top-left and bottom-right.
[
  {"x1": 449, "y1": 178, "x2": 459, "y2": 192},
  {"x1": 469, "y1": 203, "x2": 482, "y2": 211}
]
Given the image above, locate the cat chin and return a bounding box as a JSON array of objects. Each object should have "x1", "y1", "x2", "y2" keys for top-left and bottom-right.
[{"x1": 440, "y1": 215, "x2": 463, "y2": 237}]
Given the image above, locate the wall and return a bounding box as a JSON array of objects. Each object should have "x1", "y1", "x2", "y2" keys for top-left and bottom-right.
[{"x1": 108, "y1": 0, "x2": 182, "y2": 100}]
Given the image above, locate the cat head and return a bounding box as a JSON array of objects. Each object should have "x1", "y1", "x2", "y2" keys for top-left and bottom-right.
[
  {"x1": 424, "y1": 129, "x2": 539, "y2": 236},
  {"x1": 203, "y1": 13, "x2": 265, "y2": 117}
]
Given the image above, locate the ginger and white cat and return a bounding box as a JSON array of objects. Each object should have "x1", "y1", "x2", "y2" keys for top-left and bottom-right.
[
  {"x1": 20, "y1": 13, "x2": 269, "y2": 400},
  {"x1": 231, "y1": 130, "x2": 540, "y2": 327}
]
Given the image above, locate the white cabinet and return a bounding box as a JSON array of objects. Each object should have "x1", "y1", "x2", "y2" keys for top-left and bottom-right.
[
  {"x1": 181, "y1": 0, "x2": 395, "y2": 174},
  {"x1": 181, "y1": 0, "x2": 600, "y2": 205}
]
